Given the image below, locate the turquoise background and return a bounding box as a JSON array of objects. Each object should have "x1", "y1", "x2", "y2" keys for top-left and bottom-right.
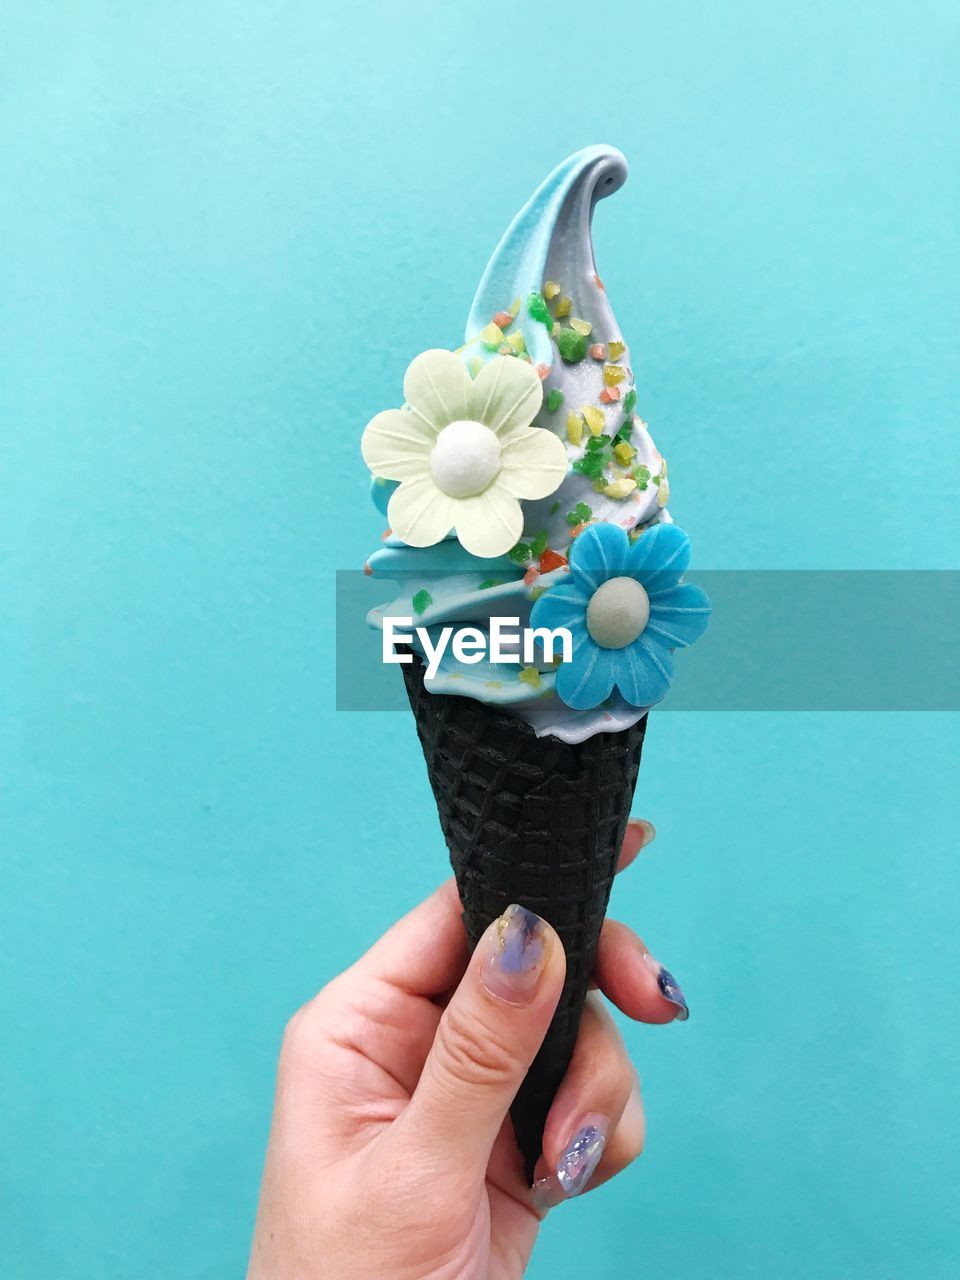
[{"x1": 2, "y1": 2, "x2": 958, "y2": 1277}]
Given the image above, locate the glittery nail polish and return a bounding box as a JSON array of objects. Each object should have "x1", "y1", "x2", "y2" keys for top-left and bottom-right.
[
  {"x1": 556, "y1": 1115, "x2": 609, "y2": 1198},
  {"x1": 643, "y1": 953, "x2": 689, "y2": 1020},
  {"x1": 481, "y1": 904, "x2": 548, "y2": 1004}
]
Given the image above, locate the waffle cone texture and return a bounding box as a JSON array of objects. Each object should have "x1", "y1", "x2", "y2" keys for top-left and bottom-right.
[{"x1": 401, "y1": 656, "x2": 647, "y2": 1182}]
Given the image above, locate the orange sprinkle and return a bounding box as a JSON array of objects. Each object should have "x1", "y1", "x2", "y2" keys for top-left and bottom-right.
[
  {"x1": 589, "y1": 343, "x2": 606, "y2": 360},
  {"x1": 539, "y1": 549, "x2": 569, "y2": 574},
  {"x1": 523, "y1": 566, "x2": 539, "y2": 586},
  {"x1": 535, "y1": 362, "x2": 550, "y2": 380},
  {"x1": 492, "y1": 310, "x2": 514, "y2": 328},
  {"x1": 599, "y1": 386, "x2": 621, "y2": 403},
  {"x1": 568, "y1": 522, "x2": 587, "y2": 538},
  {"x1": 363, "y1": 561, "x2": 372, "y2": 576},
  {"x1": 594, "y1": 274, "x2": 605, "y2": 291},
  {"x1": 381, "y1": 528, "x2": 392, "y2": 541}
]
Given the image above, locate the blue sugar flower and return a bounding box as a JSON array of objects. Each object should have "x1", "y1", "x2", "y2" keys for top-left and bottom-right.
[{"x1": 529, "y1": 521, "x2": 710, "y2": 711}]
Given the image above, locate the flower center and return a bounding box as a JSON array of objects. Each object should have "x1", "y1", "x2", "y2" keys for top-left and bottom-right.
[
  {"x1": 430, "y1": 420, "x2": 502, "y2": 498},
  {"x1": 586, "y1": 577, "x2": 650, "y2": 649}
]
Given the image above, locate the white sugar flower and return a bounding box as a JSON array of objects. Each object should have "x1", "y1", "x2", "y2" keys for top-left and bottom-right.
[{"x1": 361, "y1": 349, "x2": 568, "y2": 558}]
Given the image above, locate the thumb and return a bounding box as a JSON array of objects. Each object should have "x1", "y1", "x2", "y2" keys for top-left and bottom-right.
[{"x1": 395, "y1": 904, "x2": 565, "y2": 1176}]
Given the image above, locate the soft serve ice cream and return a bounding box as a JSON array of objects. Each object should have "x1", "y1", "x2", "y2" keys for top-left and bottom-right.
[{"x1": 362, "y1": 146, "x2": 709, "y2": 743}]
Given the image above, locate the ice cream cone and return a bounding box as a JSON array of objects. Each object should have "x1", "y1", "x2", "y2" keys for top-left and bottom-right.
[{"x1": 401, "y1": 654, "x2": 647, "y2": 1182}]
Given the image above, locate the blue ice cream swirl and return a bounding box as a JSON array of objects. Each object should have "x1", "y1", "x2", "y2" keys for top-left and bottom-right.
[{"x1": 365, "y1": 146, "x2": 681, "y2": 743}]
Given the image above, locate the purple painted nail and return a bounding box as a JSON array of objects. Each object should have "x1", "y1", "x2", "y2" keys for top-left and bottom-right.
[
  {"x1": 481, "y1": 904, "x2": 548, "y2": 1004},
  {"x1": 643, "y1": 953, "x2": 689, "y2": 1020},
  {"x1": 556, "y1": 1115, "x2": 609, "y2": 1197}
]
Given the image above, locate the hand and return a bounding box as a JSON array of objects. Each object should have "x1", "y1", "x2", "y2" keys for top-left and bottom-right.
[{"x1": 247, "y1": 818, "x2": 687, "y2": 1280}]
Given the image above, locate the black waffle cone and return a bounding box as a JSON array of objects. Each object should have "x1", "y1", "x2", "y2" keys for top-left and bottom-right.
[{"x1": 401, "y1": 656, "x2": 647, "y2": 1182}]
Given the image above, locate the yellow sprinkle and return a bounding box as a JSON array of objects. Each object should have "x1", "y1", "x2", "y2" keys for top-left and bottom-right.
[
  {"x1": 660, "y1": 457, "x2": 669, "y2": 476},
  {"x1": 485, "y1": 680, "x2": 503, "y2": 689},
  {"x1": 506, "y1": 330, "x2": 527, "y2": 354},
  {"x1": 657, "y1": 477, "x2": 670, "y2": 506},
  {"x1": 518, "y1": 666, "x2": 541, "y2": 689},
  {"x1": 608, "y1": 339, "x2": 626, "y2": 360},
  {"x1": 592, "y1": 478, "x2": 606, "y2": 493},
  {"x1": 555, "y1": 294, "x2": 572, "y2": 317},
  {"x1": 509, "y1": 296, "x2": 521, "y2": 317},
  {"x1": 566, "y1": 411, "x2": 584, "y2": 445},
  {"x1": 569, "y1": 316, "x2": 592, "y2": 336},
  {"x1": 603, "y1": 364, "x2": 627, "y2": 386},
  {"x1": 469, "y1": 356, "x2": 483, "y2": 377},
  {"x1": 604, "y1": 477, "x2": 638, "y2": 499},
  {"x1": 581, "y1": 405, "x2": 606, "y2": 436},
  {"x1": 614, "y1": 442, "x2": 636, "y2": 465},
  {"x1": 480, "y1": 322, "x2": 503, "y2": 350},
  {"x1": 543, "y1": 280, "x2": 560, "y2": 300}
]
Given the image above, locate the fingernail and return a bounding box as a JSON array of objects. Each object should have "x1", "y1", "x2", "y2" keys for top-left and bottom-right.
[
  {"x1": 643, "y1": 953, "x2": 689, "y2": 1020},
  {"x1": 481, "y1": 904, "x2": 549, "y2": 1005},
  {"x1": 555, "y1": 1114, "x2": 609, "y2": 1198},
  {"x1": 627, "y1": 817, "x2": 656, "y2": 848}
]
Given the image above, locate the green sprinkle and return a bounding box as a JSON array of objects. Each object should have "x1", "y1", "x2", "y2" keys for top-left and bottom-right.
[
  {"x1": 614, "y1": 420, "x2": 633, "y2": 446},
  {"x1": 549, "y1": 500, "x2": 561, "y2": 515},
  {"x1": 527, "y1": 291, "x2": 554, "y2": 331},
  {"x1": 573, "y1": 452, "x2": 607, "y2": 479},
  {"x1": 412, "y1": 589, "x2": 432, "y2": 615},
  {"x1": 546, "y1": 388, "x2": 564, "y2": 412},
  {"x1": 556, "y1": 328, "x2": 588, "y2": 363},
  {"x1": 566, "y1": 501, "x2": 593, "y2": 526},
  {"x1": 529, "y1": 529, "x2": 549, "y2": 557},
  {"x1": 528, "y1": 586, "x2": 548, "y2": 602},
  {"x1": 623, "y1": 389, "x2": 637, "y2": 415},
  {"x1": 508, "y1": 542, "x2": 532, "y2": 564},
  {"x1": 585, "y1": 434, "x2": 611, "y2": 452}
]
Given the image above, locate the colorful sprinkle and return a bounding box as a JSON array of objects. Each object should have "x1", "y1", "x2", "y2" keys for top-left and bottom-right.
[
  {"x1": 657, "y1": 476, "x2": 670, "y2": 506},
  {"x1": 607, "y1": 339, "x2": 626, "y2": 360},
  {"x1": 529, "y1": 529, "x2": 549, "y2": 557},
  {"x1": 614, "y1": 441, "x2": 636, "y2": 465},
  {"x1": 523, "y1": 566, "x2": 539, "y2": 586},
  {"x1": 603, "y1": 363, "x2": 627, "y2": 386},
  {"x1": 623, "y1": 388, "x2": 638, "y2": 415},
  {"x1": 519, "y1": 666, "x2": 541, "y2": 689},
  {"x1": 543, "y1": 280, "x2": 561, "y2": 300},
  {"x1": 581, "y1": 405, "x2": 606, "y2": 436},
  {"x1": 508, "y1": 541, "x2": 532, "y2": 564},
  {"x1": 546, "y1": 387, "x2": 564, "y2": 412},
  {"x1": 594, "y1": 274, "x2": 605, "y2": 291},
  {"x1": 566, "y1": 500, "x2": 593, "y2": 526},
  {"x1": 362, "y1": 561, "x2": 372, "y2": 576},
  {"x1": 480, "y1": 322, "x2": 504, "y2": 350},
  {"x1": 493, "y1": 310, "x2": 514, "y2": 329},
  {"x1": 509, "y1": 296, "x2": 521, "y2": 317},
  {"x1": 549, "y1": 499, "x2": 561, "y2": 515},
  {"x1": 527, "y1": 291, "x2": 554, "y2": 330},
  {"x1": 555, "y1": 294, "x2": 572, "y2": 317},
  {"x1": 535, "y1": 362, "x2": 550, "y2": 380},
  {"x1": 539, "y1": 548, "x2": 569, "y2": 574},
  {"x1": 599, "y1": 386, "x2": 621, "y2": 404},
  {"x1": 528, "y1": 585, "x2": 548, "y2": 602},
  {"x1": 479, "y1": 578, "x2": 503, "y2": 590},
  {"x1": 589, "y1": 343, "x2": 606, "y2": 361},
  {"x1": 412, "y1": 588, "x2": 433, "y2": 615},
  {"x1": 506, "y1": 330, "x2": 526, "y2": 354},
  {"x1": 569, "y1": 316, "x2": 592, "y2": 336},
  {"x1": 604, "y1": 477, "x2": 637, "y2": 499},
  {"x1": 556, "y1": 328, "x2": 587, "y2": 363},
  {"x1": 566, "y1": 411, "x2": 584, "y2": 445}
]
